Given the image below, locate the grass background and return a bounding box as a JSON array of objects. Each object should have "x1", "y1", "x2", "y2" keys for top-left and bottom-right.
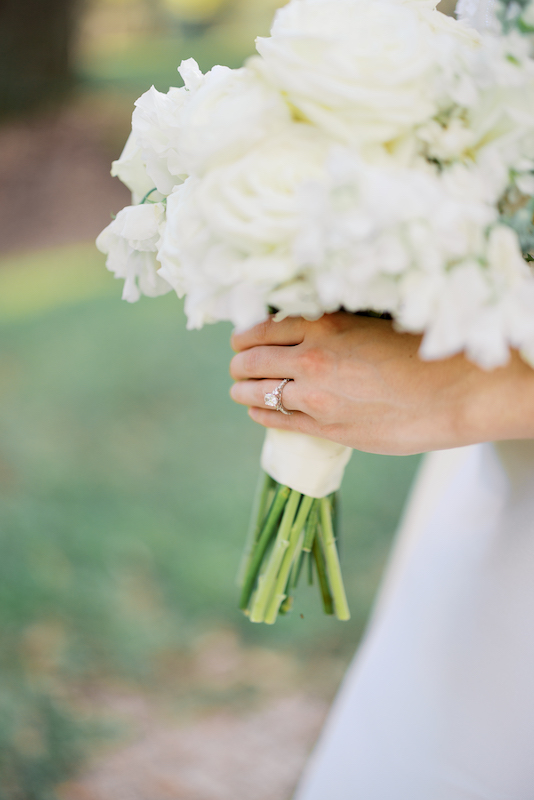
[
  {"x1": 0, "y1": 0, "x2": 433, "y2": 792},
  {"x1": 0, "y1": 244, "x2": 420, "y2": 796}
]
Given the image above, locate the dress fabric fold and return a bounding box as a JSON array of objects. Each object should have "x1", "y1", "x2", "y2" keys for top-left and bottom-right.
[{"x1": 295, "y1": 441, "x2": 534, "y2": 799}]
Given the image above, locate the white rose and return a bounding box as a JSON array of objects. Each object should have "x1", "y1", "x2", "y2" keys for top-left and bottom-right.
[
  {"x1": 158, "y1": 180, "x2": 271, "y2": 330},
  {"x1": 96, "y1": 203, "x2": 172, "y2": 302},
  {"x1": 111, "y1": 132, "x2": 158, "y2": 204},
  {"x1": 196, "y1": 124, "x2": 329, "y2": 254},
  {"x1": 131, "y1": 58, "x2": 292, "y2": 194},
  {"x1": 157, "y1": 124, "x2": 330, "y2": 329},
  {"x1": 172, "y1": 62, "x2": 292, "y2": 177},
  {"x1": 397, "y1": 0, "x2": 439, "y2": 8},
  {"x1": 254, "y1": 0, "x2": 461, "y2": 147}
]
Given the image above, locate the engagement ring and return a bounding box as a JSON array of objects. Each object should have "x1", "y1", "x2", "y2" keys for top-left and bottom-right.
[{"x1": 264, "y1": 378, "x2": 293, "y2": 416}]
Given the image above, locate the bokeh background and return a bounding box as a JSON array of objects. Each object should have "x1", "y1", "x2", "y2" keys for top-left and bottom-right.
[{"x1": 0, "y1": 1, "x2": 454, "y2": 797}]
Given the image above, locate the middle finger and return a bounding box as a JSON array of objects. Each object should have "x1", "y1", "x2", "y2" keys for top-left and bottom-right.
[{"x1": 230, "y1": 345, "x2": 299, "y2": 381}]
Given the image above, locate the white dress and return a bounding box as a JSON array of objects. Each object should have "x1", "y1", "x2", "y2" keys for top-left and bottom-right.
[
  {"x1": 295, "y1": 442, "x2": 534, "y2": 799},
  {"x1": 295, "y1": 6, "x2": 534, "y2": 798}
]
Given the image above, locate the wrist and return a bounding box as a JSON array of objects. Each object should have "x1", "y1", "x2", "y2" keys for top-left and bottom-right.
[{"x1": 461, "y1": 352, "x2": 534, "y2": 444}]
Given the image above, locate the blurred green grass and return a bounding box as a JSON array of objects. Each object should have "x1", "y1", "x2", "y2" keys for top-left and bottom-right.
[
  {"x1": 0, "y1": 0, "x2": 446, "y2": 792},
  {"x1": 0, "y1": 244, "x2": 420, "y2": 793},
  {"x1": 78, "y1": 32, "x2": 250, "y2": 93}
]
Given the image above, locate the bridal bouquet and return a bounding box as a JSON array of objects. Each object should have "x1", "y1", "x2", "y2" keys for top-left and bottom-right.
[{"x1": 97, "y1": 0, "x2": 534, "y2": 623}]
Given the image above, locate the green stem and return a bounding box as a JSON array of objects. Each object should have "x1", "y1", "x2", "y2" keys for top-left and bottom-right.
[
  {"x1": 140, "y1": 187, "x2": 158, "y2": 204},
  {"x1": 307, "y1": 550, "x2": 314, "y2": 585},
  {"x1": 249, "y1": 489, "x2": 301, "y2": 623},
  {"x1": 303, "y1": 500, "x2": 318, "y2": 552},
  {"x1": 279, "y1": 535, "x2": 303, "y2": 614},
  {"x1": 331, "y1": 492, "x2": 340, "y2": 552},
  {"x1": 319, "y1": 497, "x2": 350, "y2": 621},
  {"x1": 237, "y1": 472, "x2": 275, "y2": 587},
  {"x1": 239, "y1": 484, "x2": 290, "y2": 610},
  {"x1": 290, "y1": 547, "x2": 305, "y2": 590},
  {"x1": 264, "y1": 495, "x2": 314, "y2": 624},
  {"x1": 312, "y1": 536, "x2": 334, "y2": 616},
  {"x1": 332, "y1": 492, "x2": 343, "y2": 564},
  {"x1": 279, "y1": 595, "x2": 293, "y2": 614}
]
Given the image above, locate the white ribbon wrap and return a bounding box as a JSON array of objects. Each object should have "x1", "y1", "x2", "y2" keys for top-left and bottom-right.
[{"x1": 261, "y1": 429, "x2": 353, "y2": 498}]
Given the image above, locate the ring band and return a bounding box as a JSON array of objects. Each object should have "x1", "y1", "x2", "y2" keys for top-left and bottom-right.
[{"x1": 264, "y1": 378, "x2": 293, "y2": 416}]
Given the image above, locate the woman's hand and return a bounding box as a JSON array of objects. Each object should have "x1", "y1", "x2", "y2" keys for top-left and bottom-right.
[{"x1": 230, "y1": 313, "x2": 534, "y2": 455}]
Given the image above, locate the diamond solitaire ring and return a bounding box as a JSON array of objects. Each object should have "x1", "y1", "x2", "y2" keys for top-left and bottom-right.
[{"x1": 264, "y1": 378, "x2": 293, "y2": 416}]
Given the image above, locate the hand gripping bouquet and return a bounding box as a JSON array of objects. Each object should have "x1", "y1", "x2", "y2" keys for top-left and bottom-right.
[{"x1": 97, "y1": 0, "x2": 534, "y2": 624}]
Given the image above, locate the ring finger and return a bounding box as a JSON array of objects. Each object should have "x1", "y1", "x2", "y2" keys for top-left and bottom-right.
[{"x1": 230, "y1": 379, "x2": 301, "y2": 414}]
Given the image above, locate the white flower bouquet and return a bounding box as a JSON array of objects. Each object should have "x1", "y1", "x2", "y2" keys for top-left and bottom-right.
[{"x1": 98, "y1": 0, "x2": 534, "y2": 624}]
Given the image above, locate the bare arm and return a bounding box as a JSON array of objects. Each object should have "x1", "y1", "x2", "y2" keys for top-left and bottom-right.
[{"x1": 229, "y1": 313, "x2": 534, "y2": 456}]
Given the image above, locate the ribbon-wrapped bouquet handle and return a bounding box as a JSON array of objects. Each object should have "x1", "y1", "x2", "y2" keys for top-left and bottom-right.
[{"x1": 238, "y1": 430, "x2": 353, "y2": 624}]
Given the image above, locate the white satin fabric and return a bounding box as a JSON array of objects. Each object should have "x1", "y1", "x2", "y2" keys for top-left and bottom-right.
[
  {"x1": 295, "y1": 442, "x2": 534, "y2": 799},
  {"x1": 261, "y1": 429, "x2": 353, "y2": 498}
]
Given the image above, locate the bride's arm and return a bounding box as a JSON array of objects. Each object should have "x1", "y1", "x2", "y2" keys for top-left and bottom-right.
[{"x1": 229, "y1": 313, "x2": 534, "y2": 456}]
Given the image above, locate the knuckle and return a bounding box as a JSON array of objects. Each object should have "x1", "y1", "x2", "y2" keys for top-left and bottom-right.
[
  {"x1": 242, "y1": 347, "x2": 262, "y2": 376},
  {"x1": 317, "y1": 312, "x2": 345, "y2": 336},
  {"x1": 294, "y1": 413, "x2": 315, "y2": 436},
  {"x1": 229, "y1": 355, "x2": 239, "y2": 379},
  {"x1": 305, "y1": 388, "x2": 329, "y2": 416},
  {"x1": 300, "y1": 346, "x2": 329, "y2": 376},
  {"x1": 230, "y1": 352, "x2": 251, "y2": 379},
  {"x1": 230, "y1": 332, "x2": 241, "y2": 352},
  {"x1": 318, "y1": 422, "x2": 344, "y2": 442},
  {"x1": 256, "y1": 317, "x2": 273, "y2": 343}
]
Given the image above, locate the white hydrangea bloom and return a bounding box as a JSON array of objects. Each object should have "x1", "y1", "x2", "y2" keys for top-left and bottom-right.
[
  {"x1": 522, "y1": 1, "x2": 534, "y2": 27},
  {"x1": 418, "y1": 26, "x2": 534, "y2": 183},
  {"x1": 96, "y1": 203, "x2": 172, "y2": 302},
  {"x1": 294, "y1": 149, "x2": 496, "y2": 311},
  {"x1": 291, "y1": 147, "x2": 534, "y2": 367},
  {"x1": 417, "y1": 117, "x2": 479, "y2": 162},
  {"x1": 418, "y1": 226, "x2": 534, "y2": 368}
]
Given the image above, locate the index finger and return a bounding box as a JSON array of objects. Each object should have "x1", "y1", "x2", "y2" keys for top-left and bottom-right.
[{"x1": 231, "y1": 316, "x2": 306, "y2": 353}]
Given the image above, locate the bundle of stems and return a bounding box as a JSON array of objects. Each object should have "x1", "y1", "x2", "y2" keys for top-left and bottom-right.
[{"x1": 238, "y1": 473, "x2": 351, "y2": 624}]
